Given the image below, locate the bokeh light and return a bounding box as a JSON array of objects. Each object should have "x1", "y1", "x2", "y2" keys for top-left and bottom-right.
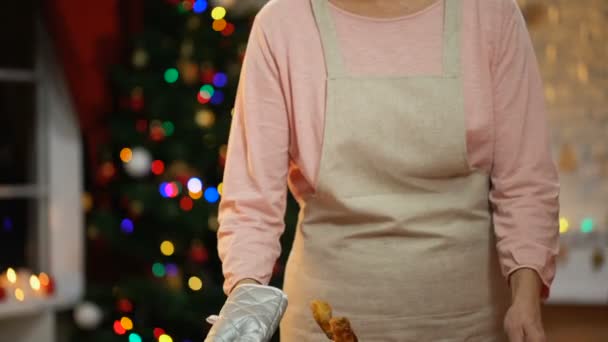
[
  {"x1": 164, "y1": 68, "x2": 179, "y2": 83},
  {"x1": 159, "y1": 334, "x2": 173, "y2": 342},
  {"x1": 188, "y1": 276, "x2": 203, "y2": 291},
  {"x1": 113, "y1": 320, "x2": 126, "y2": 335},
  {"x1": 204, "y1": 187, "x2": 220, "y2": 203},
  {"x1": 187, "y1": 178, "x2": 203, "y2": 193},
  {"x1": 6, "y1": 267, "x2": 17, "y2": 283},
  {"x1": 152, "y1": 263, "x2": 166, "y2": 277},
  {"x1": 213, "y1": 72, "x2": 227, "y2": 87},
  {"x1": 30, "y1": 275, "x2": 41, "y2": 291},
  {"x1": 120, "y1": 148, "x2": 133, "y2": 162},
  {"x1": 160, "y1": 241, "x2": 175, "y2": 256},
  {"x1": 193, "y1": 0, "x2": 208, "y2": 13},
  {"x1": 212, "y1": 19, "x2": 227, "y2": 32},
  {"x1": 14, "y1": 288, "x2": 24, "y2": 301},
  {"x1": 120, "y1": 317, "x2": 134, "y2": 331},
  {"x1": 151, "y1": 160, "x2": 165, "y2": 175},
  {"x1": 180, "y1": 197, "x2": 194, "y2": 211},
  {"x1": 211, "y1": 6, "x2": 226, "y2": 20},
  {"x1": 129, "y1": 333, "x2": 142, "y2": 342},
  {"x1": 559, "y1": 217, "x2": 569, "y2": 233},
  {"x1": 581, "y1": 218, "x2": 594, "y2": 233},
  {"x1": 121, "y1": 218, "x2": 134, "y2": 234}
]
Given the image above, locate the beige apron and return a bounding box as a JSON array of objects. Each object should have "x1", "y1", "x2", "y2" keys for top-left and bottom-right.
[{"x1": 281, "y1": 0, "x2": 510, "y2": 340}]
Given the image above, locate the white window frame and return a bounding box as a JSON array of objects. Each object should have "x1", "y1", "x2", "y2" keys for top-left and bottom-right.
[{"x1": 0, "y1": 19, "x2": 84, "y2": 342}]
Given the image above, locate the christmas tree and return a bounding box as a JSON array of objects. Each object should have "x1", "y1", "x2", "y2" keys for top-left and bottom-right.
[{"x1": 75, "y1": 1, "x2": 298, "y2": 341}]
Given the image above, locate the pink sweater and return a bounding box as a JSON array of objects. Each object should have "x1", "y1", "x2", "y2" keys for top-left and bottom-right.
[{"x1": 217, "y1": 0, "x2": 560, "y2": 298}]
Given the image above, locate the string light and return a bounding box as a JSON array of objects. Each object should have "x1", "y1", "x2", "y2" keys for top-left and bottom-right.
[
  {"x1": 159, "y1": 334, "x2": 173, "y2": 342},
  {"x1": 213, "y1": 73, "x2": 227, "y2": 87},
  {"x1": 120, "y1": 317, "x2": 134, "y2": 331},
  {"x1": 187, "y1": 178, "x2": 203, "y2": 193},
  {"x1": 29, "y1": 275, "x2": 41, "y2": 291},
  {"x1": 153, "y1": 328, "x2": 166, "y2": 339},
  {"x1": 151, "y1": 160, "x2": 165, "y2": 175},
  {"x1": 210, "y1": 89, "x2": 224, "y2": 105},
  {"x1": 39, "y1": 273, "x2": 50, "y2": 286},
  {"x1": 204, "y1": 187, "x2": 220, "y2": 203},
  {"x1": 121, "y1": 219, "x2": 135, "y2": 234},
  {"x1": 189, "y1": 190, "x2": 203, "y2": 200},
  {"x1": 160, "y1": 241, "x2": 175, "y2": 256},
  {"x1": 162, "y1": 121, "x2": 175, "y2": 136},
  {"x1": 212, "y1": 19, "x2": 227, "y2": 32},
  {"x1": 211, "y1": 6, "x2": 226, "y2": 20},
  {"x1": 188, "y1": 276, "x2": 203, "y2": 291},
  {"x1": 193, "y1": 0, "x2": 207, "y2": 13},
  {"x1": 6, "y1": 268, "x2": 17, "y2": 283},
  {"x1": 14, "y1": 288, "x2": 24, "y2": 301},
  {"x1": 113, "y1": 320, "x2": 127, "y2": 335},
  {"x1": 120, "y1": 148, "x2": 133, "y2": 163},
  {"x1": 164, "y1": 68, "x2": 179, "y2": 83},
  {"x1": 221, "y1": 22, "x2": 235, "y2": 37},
  {"x1": 180, "y1": 197, "x2": 194, "y2": 211},
  {"x1": 152, "y1": 263, "x2": 166, "y2": 277},
  {"x1": 129, "y1": 333, "x2": 142, "y2": 342}
]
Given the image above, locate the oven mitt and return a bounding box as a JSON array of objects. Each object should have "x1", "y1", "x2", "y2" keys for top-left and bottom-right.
[{"x1": 204, "y1": 283, "x2": 288, "y2": 342}]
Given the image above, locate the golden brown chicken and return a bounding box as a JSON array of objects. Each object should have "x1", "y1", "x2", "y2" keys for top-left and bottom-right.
[{"x1": 310, "y1": 300, "x2": 358, "y2": 342}]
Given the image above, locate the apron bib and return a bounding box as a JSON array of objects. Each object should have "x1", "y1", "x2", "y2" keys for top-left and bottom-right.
[{"x1": 281, "y1": 0, "x2": 510, "y2": 340}]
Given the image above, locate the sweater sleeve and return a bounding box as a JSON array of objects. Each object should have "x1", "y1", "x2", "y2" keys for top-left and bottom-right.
[
  {"x1": 216, "y1": 14, "x2": 290, "y2": 296},
  {"x1": 489, "y1": 0, "x2": 560, "y2": 300}
]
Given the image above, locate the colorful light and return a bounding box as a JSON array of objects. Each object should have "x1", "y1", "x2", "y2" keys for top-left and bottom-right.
[
  {"x1": 159, "y1": 334, "x2": 173, "y2": 342},
  {"x1": 39, "y1": 273, "x2": 50, "y2": 286},
  {"x1": 217, "y1": 182, "x2": 223, "y2": 195},
  {"x1": 189, "y1": 190, "x2": 203, "y2": 200},
  {"x1": 152, "y1": 263, "x2": 166, "y2": 277},
  {"x1": 212, "y1": 19, "x2": 227, "y2": 32},
  {"x1": 204, "y1": 187, "x2": 220, "y2": 203},
  {"x1": 180, "y1": 197, "x2": 194, "y2": 211},
  {"x1": 29, "y1": 275, "x2": 41, "y2": 291},
  {"x1": 160, "y1": 241, "x2": 175, "y2": 256},
  {"x1": 581, "y1": 218, "x2": 594, "y2": 233},
  {"x1": 153, "y1": 328, "x2": 165, "y2": 339},
  {"x1": 120, "y1": 148, "x2": 133, "y2": 163},
  {"x1": 197, "y1": 92, "x2": 210, "y2": 104},
  {"x1": 559, "y1": 217, "x2": 569, "y2": 233},
  {"x1": 188, "y1": 276, "x2": 203, "y2": 291},
  {"x1": 14, "y1": 288, "x2": 24, "y2": 301},
  {"x1": 199, "y1": 84, "x2": 215, "y2": 97},
  {"x1": 211, "y1": 6, "x2": 226, "y2": 19},
  {"x1": 165, "y1": 263, "x2": 179, "y2": 277},
  {"x1": 162, "y1": 121, "x2": 175, "y2": 136},
  {"x1": 193, "y1": 0, "x2": 207, "y2": 13},
  {"x1": 160, "y1": 182, "x2": 180, "y2": 198},
  {"x1": 113, "y1": 320, "x2": 127, "y2": 335},
  {"x1": 221, "y1": 22, "x2": 235, "y2": 36},
  {"x1": 213, "y1": 73, "x2": 227, "y2": 87},
  {"x1": 120, "y1": 317, "x2": 134, "y2": 331},
  {"x1": 121, "y1": 219, "x2": 135, "y2": 234},
  {"x1": 151, "y1": 160, "x2": 165, "y2": 175},
  {"x1": 187, "y1": 178, "x2": 203, "y2": 193},
  {"x1": 210, "y1": 89, "x2": 224, "y2": 105},
  {"x1": 129, "y1": 333, "x2": 142, "y2": 342},
  {"x1": 6, "y1": 268, "x2": 17, "y2": 283},
  {"x1": 118, "y1": 298, "x2": 133, "y2": 313},
  {"x1": 164, "y1": 68, "x2": 179, "y2": 83}
]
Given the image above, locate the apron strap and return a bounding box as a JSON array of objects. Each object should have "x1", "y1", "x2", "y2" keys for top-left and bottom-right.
[
  {"x1": 311, "y1": 0, "x2": 462, "y2": 78},
  {"x1": 443, "y1": 0, "x2": 462, "y2": 77}
]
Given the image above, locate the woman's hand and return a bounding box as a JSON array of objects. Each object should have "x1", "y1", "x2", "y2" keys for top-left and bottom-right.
[{"x1": 504, "y1": 268, "x2": 546, "y2": 342}]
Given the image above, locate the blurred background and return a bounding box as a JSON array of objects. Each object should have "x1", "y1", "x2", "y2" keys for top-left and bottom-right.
[{"x1": 0, "y1": 0, "x2": 606, "y2": 341}]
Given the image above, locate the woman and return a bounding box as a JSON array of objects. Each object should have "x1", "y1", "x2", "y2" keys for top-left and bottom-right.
[{"x1": 205, "y1": 0, "x2": 559, "y2": 341}]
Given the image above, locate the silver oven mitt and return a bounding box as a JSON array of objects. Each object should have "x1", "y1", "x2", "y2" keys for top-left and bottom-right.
[{"x1": 204, "y1": 283, "x2": 288, "y2": 342}]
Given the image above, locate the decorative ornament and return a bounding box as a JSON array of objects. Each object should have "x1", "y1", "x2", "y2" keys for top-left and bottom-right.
[
  {"x1": 73, "y1": 301, "x2": 104, "y2": 330},
  {"x1": 132, "y1": 48, "x2": 149, "y2": 69},
  {"x1": 124, "y1": 147, "x2": 152, "y2": 178}
]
